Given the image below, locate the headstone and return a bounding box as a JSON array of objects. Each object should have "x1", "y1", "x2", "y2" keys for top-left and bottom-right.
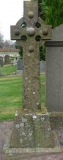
[
  {"x1": 10, "y1": 0, "x2": 54, "y2": 150},
  {"x1": 17, "y1": 58, "x2": 23, "y2": 70},
  {"x1": 40, "y1": 60, "x2": 45, "y2": 73},
  {"x1": 0, "y1": 65, "x2": 2, "y2": 76},
  {"x1": 3, "y1": 0, "x2": 59, "y2": 159},
  {"x1": 13, "y1": 58, "x2": 17, "y2": 66},
  {"x1": 46, "y1": 24, "x2": 63, "y2": 112},
  {"x1": 5, "y1": 55, "x2": 11, "y2": 64},
  {"x1": 0, "y1": 56, "x2": 3, "y2": 67}
]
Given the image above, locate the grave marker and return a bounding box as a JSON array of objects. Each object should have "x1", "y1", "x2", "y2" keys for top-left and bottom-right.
[
  {"x1": 3, "y1": 0, "x2": 60, "y2": 158},
  {"x1": 0, "y1": 56, "x2": 3, "y2": 67},
  {"x1": 17, "y1": 58, "x2": 23, "y2": 70},
  {"x1": 40, "y1": 60, "x2": 45, "y2": 73},
  {"x1": 5, "y1": 55, "x2": 11, "y2": 64}
]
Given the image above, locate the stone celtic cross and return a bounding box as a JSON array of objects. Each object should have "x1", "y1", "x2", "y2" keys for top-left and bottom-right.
[
  {"x1": 9, "y1": 0, "x2": 55, "y2": 152},
  {"x1": 11, "y1": 0, "x2": 52, "y2": 113}
]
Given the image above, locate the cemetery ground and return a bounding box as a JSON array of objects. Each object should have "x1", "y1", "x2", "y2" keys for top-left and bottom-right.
[
  {"x1": 0, "y1": 65, "x2": 63, "y2": 159},
  {"x1": 1, "y1": 65, "x2": 17, "y2": 76}
]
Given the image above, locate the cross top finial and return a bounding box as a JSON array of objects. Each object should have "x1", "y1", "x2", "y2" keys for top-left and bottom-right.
[{"x1": 11, "y1": 0, "x2": 52, "y2": 43}]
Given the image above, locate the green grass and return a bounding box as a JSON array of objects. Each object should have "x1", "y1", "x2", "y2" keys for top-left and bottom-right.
[
  {"x1": 0, "y1": 74, "x2": 45, "y2": 121},
  {"x1": 1, "y1": 64, "x2": 17, "y2": 75},
  {"x1": 0, "y1": 52, "x2": 18, "y2": 55},
  {"x1": 0, "y1": 76, "x2": 22, "y2": 121}
]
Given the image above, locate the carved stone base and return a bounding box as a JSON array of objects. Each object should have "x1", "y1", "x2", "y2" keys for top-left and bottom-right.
[
  {"x1": 3, "y1": 111, "x2": 62, "y2": 159},
  {"x1": 10, "y1": 112, "x2": 55, "y2": 148}
]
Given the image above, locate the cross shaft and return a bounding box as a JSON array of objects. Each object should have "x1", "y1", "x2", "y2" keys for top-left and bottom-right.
[{"x1": 10, "y1": 0, "x2": 52, "y2": 112}]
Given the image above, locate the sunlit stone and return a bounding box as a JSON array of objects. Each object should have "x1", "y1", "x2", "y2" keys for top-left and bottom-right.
[
  {"x1": 15, "y1": 124, "x2": 19, "y2": 129},
  {"x1": 26, "y1": 27, "x2": 36, "y2": 36},
  {"x1": 25, "y1": 77, "x2": 28, "y2": 80},
  {"x1": 33, "y1": 92, "x2": 35, "y2": 95},
  {"x1": 28, "y1": 54, "x2": 30, "y2": 56},
  {"x1": 20, "y1": 123, "x2": 24, "y2": 128},
  {"x1": 29, "y1": 133, "x2": 32, "y2": 137},
  {"x1": 48, "y1": 127, "x2": 51, "y2": 131},
  {"x1": 20, "y1": 139, "x2": 23, "y2": 143},
  {"x1": 41, "y1": 117, "x2": 45, "y2": 121},
  {"x1": 22, "y1": 132, "x2": 26, "y2": 136},
  {"x1": 22, "y1": 117, "x2": 27, "y2": 123},
  {"x1": 36, "y1": 102, "x2": 39, "y2": 106},
  {"x1": 33, "y1": 115, "x2": 37, "y2": 119},
  {"x1": 15, "y1": 111, "x2": 18, "y2": 117},
  {"x1": 29, "y1": 81, "x2": 31, "y2": 83}
]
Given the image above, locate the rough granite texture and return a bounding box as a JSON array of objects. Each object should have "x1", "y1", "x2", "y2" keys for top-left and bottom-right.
[
  {"x1": 10, "y1": 113, "x2": 55, "y2": 148},
  {"x1": 11, "y1": 0, "x2": 52, "y2": 111},
  {"x1": 0, "y1": 121, "x2": 63, "y2": 160}
]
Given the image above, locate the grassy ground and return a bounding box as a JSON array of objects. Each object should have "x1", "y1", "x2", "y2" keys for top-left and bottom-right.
[
  {"x1": 0, "y1": 76, "x2": 22, "y2": 121},
  {"x1": 1, "y1": 64, "x2": 17, "y2": 75},
  {"x1": 0, "y1": 52, "x2": 18, "y2": 55},
  {"x1": 0, "y1": 65, "x2": 45, "y2": 121}
]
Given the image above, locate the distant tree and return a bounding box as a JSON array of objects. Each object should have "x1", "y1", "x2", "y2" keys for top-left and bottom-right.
[
  {"x1": 45, "y1": 0, "x2": 61, "y2": 27},
  {"x1": 38, "y1": 0, "x2": 63, "y2": 61},
  {"x1": 4, "y1": 40, "x2": 15, "y2": 48},
  {"x1": 40, "y1": 46, "x2": 46, "y2": 61},
  {"x1": 4, "y1": 40, "x2": 10, "y2": 48},
  {"x1": 15, "y1": 42, "x2": 23, "y2": 58},
  {"x1": 0, "y1": 33, "x2": 4, "y2": 48},
  {"x1": 39, "y1": 0, "x2": 63, "y2": 28},
  {"x1": 38, "y1": 0, "x2": 47, "y2": 21}
]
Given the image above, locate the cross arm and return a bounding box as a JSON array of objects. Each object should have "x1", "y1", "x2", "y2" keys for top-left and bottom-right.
[
  {"x1": 42, "y1": 25, "x2": 52, "y2": 40},
  {"x1": 38, "y1": 18, "x2": 52, "y2": 40},
  {"x1": 35, "y1": 24, "x2": 52, "y2": 40},
  {"x1": 34, "y1": 17, "x2": 52, "y2": 47},
  {"x1": 10, "y1": 25, "x2": 26, "y2": 40}
]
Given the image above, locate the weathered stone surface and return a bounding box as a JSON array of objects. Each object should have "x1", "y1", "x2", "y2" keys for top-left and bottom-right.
[
  {"x1": 46, "y1": 24, "x2": 63, "y2": 112},
  {"x1": 1, "y1": 121, "x2": 63, "y2": 160},
  {"x1": 22, "y1": 39, "x2": 41, "y2": 111},
  {"x1": 10, "y1": 0, "x2": 54, "y2": 155},
  {"x1": 10, "y1": 112, "x2": 55, "y2": 148},
  {"x1": 11, "y1": 0, "x2": 52, "y2": 112}
]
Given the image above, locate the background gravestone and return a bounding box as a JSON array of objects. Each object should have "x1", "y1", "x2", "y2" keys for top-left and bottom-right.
[
  {"x1": 40, "y1": 60, "x2": 45, "y2": 73},
  {"x1": 17, "y1": 59, "x2": 45, "y2": 73},
  {"x1": 46, "y1": 24, "x2": 63, "y2": 112},
  {"x1": 0, "y1": 65, "x2": 2, "y2": 76},
  {"x1": 0, "y1": 56, "x2": 3, "y2": 67},
  {"x1": 5, "y1": 55, "x2": 11, "y2": 64},
  {"x1": 13, "y1": 58, "x2": 17, "y2": 66},
  {"x1": 17, "y1": 58, "x2": 23, "y2": 70}
]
